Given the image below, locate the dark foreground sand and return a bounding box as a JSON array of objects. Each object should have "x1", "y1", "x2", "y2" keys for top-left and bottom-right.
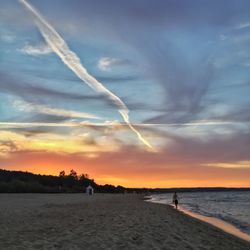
[{"x1": 0, "y1": 194, "x2": 249, "y2": 250}]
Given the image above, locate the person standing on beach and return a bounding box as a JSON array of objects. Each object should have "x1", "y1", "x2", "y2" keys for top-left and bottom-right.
[{"x1": 173, "y1": 192, "x2": 179, "y2": 209}]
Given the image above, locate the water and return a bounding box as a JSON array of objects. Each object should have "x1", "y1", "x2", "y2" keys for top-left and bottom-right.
[{"x1": 149, "y1": 191, "x2": 250, "y2": 235}]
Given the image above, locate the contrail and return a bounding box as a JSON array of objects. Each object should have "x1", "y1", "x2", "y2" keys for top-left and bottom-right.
[
  {"x1": 19, "y1": 0, "x2": 152, "y2": 149},
  {"x1": 0, "y1": 120, "x2": 238, "y2": 129}
]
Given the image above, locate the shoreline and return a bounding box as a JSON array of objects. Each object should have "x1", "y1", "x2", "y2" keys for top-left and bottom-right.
[
  {"x1": 146, "y1": 196, "x2": 250, "y2": 243},
  {"x1": 0, "y1": 193, "x2": 249, "y2": 249},
  {"x1": 178, "y1": 205, "x2": 250, "y2": 242}
]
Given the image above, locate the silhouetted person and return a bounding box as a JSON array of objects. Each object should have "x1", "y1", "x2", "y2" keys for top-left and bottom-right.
[{"x1": 173, "y1": 192, "x2": 179, "y2": 209}]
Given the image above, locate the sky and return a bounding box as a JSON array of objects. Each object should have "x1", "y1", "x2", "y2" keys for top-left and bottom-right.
[{"x1": 0, "y1": 0, "x2": 250, "y2": 188}]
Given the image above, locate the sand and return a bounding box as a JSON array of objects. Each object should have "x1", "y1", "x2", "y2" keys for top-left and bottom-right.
[{"x1": 0, "y1": 193, "x2": 249, "y2": 250}]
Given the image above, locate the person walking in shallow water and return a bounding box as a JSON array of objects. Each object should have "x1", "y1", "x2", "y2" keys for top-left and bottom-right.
[{"x1": 173, "y1": 192, "x2": 179, "y2": 209}]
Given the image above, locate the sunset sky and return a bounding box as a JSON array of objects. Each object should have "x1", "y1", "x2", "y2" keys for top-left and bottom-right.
[{"x1": 0, "y1": 0, "x2": 250, "y2": 187}]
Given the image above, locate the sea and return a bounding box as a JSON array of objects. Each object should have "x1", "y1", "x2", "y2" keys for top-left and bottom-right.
[{"x1": 148, "y1": 191, "x2": 250, "y2": 237}]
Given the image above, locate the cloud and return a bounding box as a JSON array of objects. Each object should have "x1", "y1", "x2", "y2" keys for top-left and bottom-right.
[
  {"x1": 0, "y1": 73, "x2": 104, "y2": 104},
  {"x1": 12, "y1": 99, "x2": 101, "y2": 120},
  {"x1": 235, "y1": 22, "x2": 250, "y2": 30},
  {"x1": 96, "y1": 75, "x2": 139, "y2": 84},
  {"x1": 19, "y1": 0, "x2": 152, "y2": 149},
  {"x1": 5, "y1": 0, "x2": 249, "y2": 127},
  {"x1": 1, "y1": 34, "x2": 15, "y2": 43},
  {"x1": 0, "y1": 121, "x2": 121, "y2": 129},
  {"x1": 58, "y1": 0, "x2": 250, "y2": 31},
  {"x1": 19, "y1": 43, "x2": 52, "y2": 56},
  {"x1": 0, "y1": 139, "x2": 18, "y2": 156},
  {"x1": 6, "y1": 125, "x2": 64, "y2": 138},
  {"x1": 2, "y1": 124, "x2": 249, "y2": 166},
  {"x1": 45, "y1": 0, "x2": 250, "y2": 127},
  {"x1": 97, "y1": 57, "x2": 130, "y2": 71},
  {"x1": 210, "y1": 106, "x2": 250, "y2": 123},
  {"x1": 203, "y1": 161, "x2": 250, "y2": 169},
  {"x1": 40, "y1": 1, "x2": 220, "y2": 125},
  {"x1": 0, "y1": 120, "x2": 127, "y2": 141},
  {"x1": 0, "y1": 139, "x2": 249, "y2": 187},
  {"x1": 134, "y1": 36, "x2": 216, "y2": 124}
]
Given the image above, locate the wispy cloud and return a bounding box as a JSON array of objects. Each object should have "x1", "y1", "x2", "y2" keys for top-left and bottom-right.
[
  {"x1": 0, "y1": 120, "x2": 128, "y2": 130},
  {"x1": 0, "y1": 72, "x2": 105, "y2": 104},
  {"x1": 235, "y1": 22, "x2": 250, "y2": 30},
  {"x1": 12, "y1": 99, "x2": 101, "y2": 120},
  {"x1": 0, "y1": 139, "x2": 18, "y2": 157},
  {"x1": 19, "y1": 43, "x2": 52, "y2": 56},
  {"x1": 97, "y1": 57, "x2": 129, "y2": 71},
  {"x1": 203, "y1": 161, "x2": 250, "y2": 169},
  {"x1": 1, "y1": 34, "x2": 15, "y2": 43}
]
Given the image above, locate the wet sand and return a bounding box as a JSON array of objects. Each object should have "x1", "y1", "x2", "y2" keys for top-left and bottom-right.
[
  {"x1": 0, "y1": 193, "x2": 249, "y2": 249},
  {"x1": 178, "y1": 206, "x2": 250, "y2": 242}
]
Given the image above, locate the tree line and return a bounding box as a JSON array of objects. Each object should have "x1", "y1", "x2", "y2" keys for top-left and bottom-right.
[
  {"x1": 1, "y1": 169, "x2": 249, "y2": 193},
  {"x1": 0, "y1": 169, "x2": 126, "y2": 193}
]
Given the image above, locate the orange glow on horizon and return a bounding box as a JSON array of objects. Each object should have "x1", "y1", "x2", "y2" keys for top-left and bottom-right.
[
  {"x1": 0, "y1": 133, "x2": 249, "y2": 188},
  {"x1": 2, "y1": 159, "x2": 249, "y2": 188}
]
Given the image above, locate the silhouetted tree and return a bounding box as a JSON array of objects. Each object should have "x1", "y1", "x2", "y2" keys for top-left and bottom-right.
[
  {"x1": 79, "y1": 174, "x2": 86, "y2": 182},
  {"x1": 59, "y1": 171, "x2": 65, "y2": 178},
  {"x1": 58, "y1": 170, "x2": 66, "y2": 189},
  {"x1": 69, "y1": 169, "x2": 78, "y2": 180}
]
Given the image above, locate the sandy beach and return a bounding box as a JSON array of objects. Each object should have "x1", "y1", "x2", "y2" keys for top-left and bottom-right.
[{"x1": 0, "y1": 194, "x2": 249, "y2": 250}]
